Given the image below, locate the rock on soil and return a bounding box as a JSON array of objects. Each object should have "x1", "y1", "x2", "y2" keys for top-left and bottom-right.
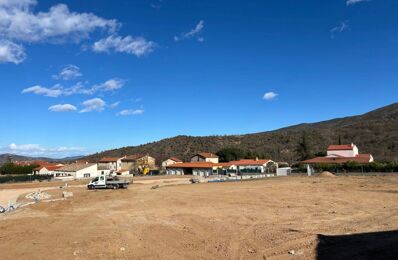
[
  {"x1": 62, "y1": 191, "x2": 74, "y2": 198},
  {"x1": 25, "y1": 191, "x2": 51, "y2": 201}
]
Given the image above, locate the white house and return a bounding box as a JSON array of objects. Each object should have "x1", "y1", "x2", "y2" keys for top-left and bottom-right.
[
  {"x1": 54, "y1": 163, "x2": 98, "y2": 179},
  {"x1": 229, "y1": 159, "x2": 278, "y2": 174},
  {"x1": 190, "y1": 153, "x2": 219, "y2": 163},
  {"x1": 166, "y1": 162, "x2": 215, "y2": 177},
  {"x1": 32, "y1": 165, "x2": 63, "y2": 176},
  {"x1": 98, "y1": 157, "x2": 124, "y2": 171},
  {"x1": 161, "y1": 157, "x2": 183, "y2": 168},
  {"x1": 327, "y1": 143, "x2": 359, "y2": 157},
  {"x1": 302, "y1": 143, "x2": 374, "y2": 164},
  {"x1": 166, "y1": 159, "x2": 277, "y2": 177}
]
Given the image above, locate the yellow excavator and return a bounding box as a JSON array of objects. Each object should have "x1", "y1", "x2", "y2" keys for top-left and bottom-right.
[{"x1": 142, "y1": 167, "x2": 150, "y2": 175}]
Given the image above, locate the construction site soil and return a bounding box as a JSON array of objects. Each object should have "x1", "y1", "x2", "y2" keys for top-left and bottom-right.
[{"x1": 1, "y1": 175, "x2": 397, "y2": 259}]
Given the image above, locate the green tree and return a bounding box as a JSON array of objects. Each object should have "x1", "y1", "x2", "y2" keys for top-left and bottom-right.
[
  {"x1": 216, "y1": 147, "x2": 246, "y2": 162},
  {"x1": 296, "y1": 132, "x2": 313, "y2": 161}
]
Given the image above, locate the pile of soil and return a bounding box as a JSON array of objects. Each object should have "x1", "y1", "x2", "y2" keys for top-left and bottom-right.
[{"x1": 318, "y1": 171, "x2": 336, "y2": 177}]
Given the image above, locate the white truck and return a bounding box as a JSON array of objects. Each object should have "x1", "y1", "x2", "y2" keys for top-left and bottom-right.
[{"x1": 87, "y1": 175, "x2": 130, "y2": 190}]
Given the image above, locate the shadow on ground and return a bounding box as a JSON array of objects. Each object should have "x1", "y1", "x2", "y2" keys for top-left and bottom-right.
[{"x1": 317, "y1": 230, "x2": 398, "y2": 260}]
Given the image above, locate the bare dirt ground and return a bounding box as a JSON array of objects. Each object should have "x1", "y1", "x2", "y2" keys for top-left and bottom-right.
[
  {"x1": 0, "y1": 175, "x2": 397, "y2": 259},
  {"x1": 0, "y1": 176, "x2": 189, "y2": 206}
]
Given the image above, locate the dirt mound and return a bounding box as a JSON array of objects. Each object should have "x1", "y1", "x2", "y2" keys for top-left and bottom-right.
[{"x1": 318, "y1": 171, "x2": 336, "y2": 177}]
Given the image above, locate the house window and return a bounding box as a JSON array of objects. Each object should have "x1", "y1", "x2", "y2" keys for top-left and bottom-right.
[{"x1": 84, "y1": 173, "x2": 90, "y2": 178}]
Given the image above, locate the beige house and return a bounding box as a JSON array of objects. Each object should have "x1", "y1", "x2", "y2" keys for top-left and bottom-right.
[
  {"x1": 98, "y1": 157, "x2": 125, "y2": 171},
  {"x1": 190, "y1": 153, "x2": 219, "y2": 163},
  {"x1": 121, "y1": 154, "x2": 156, "y2": 172},
  {"x1": 161, "y1": 157, "x2": 183, "y2": 168}
]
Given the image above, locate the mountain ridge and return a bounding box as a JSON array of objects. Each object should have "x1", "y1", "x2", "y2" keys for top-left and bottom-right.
[
  {"x1": 0, "y1": 154, "x2": 83, "y2": 164},
  {"x1": 82, "y1": 102, "x2": 398, "y2": 164}
]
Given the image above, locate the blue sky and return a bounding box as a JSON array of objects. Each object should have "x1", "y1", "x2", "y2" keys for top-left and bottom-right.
[{"x1": 0, "y1": 0, "x2": 397, "y2": 158}]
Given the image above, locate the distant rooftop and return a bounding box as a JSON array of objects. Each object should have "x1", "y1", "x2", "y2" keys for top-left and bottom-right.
[
  {"x1": 193, "y1": 152, "x2": 219, "y2": 159},
  {"x1": 56, "y1": 163, "x2": 96, "y2": 172},
  {"x1": 327, "y1": 144, "x2": 355, "y2": 151}
]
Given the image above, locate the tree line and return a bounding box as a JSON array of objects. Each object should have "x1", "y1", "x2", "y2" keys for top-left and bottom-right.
[
  {"x1": 0, "y1": 163, "x2": 39, "y2": 175},
  {"x1": 216, "y1": 147, "x2": 271, "y2": 162},
  {"x1": 295, "y1": 161, "x2": 398, "y2": 173}
]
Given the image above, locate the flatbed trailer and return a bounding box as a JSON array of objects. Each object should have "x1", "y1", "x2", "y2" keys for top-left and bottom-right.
[{"x1": 87, "y1": 175, "x2": 130, "y2": 190}]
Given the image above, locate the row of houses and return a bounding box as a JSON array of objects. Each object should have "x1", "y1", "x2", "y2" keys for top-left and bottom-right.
[
  {"x1": 28, "y1": 143, "x2": 373, "y2": 179},
  {"x1": 31, "y1": 154, "x2": 156, "y2": 179},
  {"x1": 30, "y1": 152, "x2": 280, "y2": 179},
  {"x1": 163, "y1": 144, "x2": 374, "y2": 177},
  {"x1": 163, "y1": 152, "x2": 280, "y2": 177}
]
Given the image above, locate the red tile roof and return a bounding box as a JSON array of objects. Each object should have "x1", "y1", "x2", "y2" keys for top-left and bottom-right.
[
  {"x1": 327, "y1": 144, "x2": 354, "y2": 151},
  {"x1": 166, "y1": 162, "x2": 215, "y2": 168},
  {"x1": 169, "y1": 157, "x2": 182, "y2": 162},
  {"x1": 214, "y1": 162, "x2": 235, "y2": 167},
  {"x1": 99, "y1": 157, "x2": 120, "y2": 163},
  {"x1": 33, "y1": 164, "x2": 63, "y2": 171},
  {"x1": 302, "y1": 154, "x2": 373, "y2": 164},
  {"x1": 229, "y1": 159, "x2": 271, "y2": 166},
  {"x1": 193, "y1": 152, "x2": 219, "y2": 159},
  {"x1": 121, "y1": 154, "x2": 146, "y2": 162}
]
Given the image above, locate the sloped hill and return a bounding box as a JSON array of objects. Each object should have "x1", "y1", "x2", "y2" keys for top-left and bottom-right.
[
  {"x1": 0, "y1": 154, "x2": 83, "y2": 164},
  {"x1": 84, "y1": 102, "x2": 398, "y2": 164}
]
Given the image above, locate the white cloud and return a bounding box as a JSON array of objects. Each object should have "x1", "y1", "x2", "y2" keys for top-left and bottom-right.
[
  {"x1": 330, "y1": 21, "x2": 349, "y2": 39},
  {"x1": 0, "y1": 2, "x2": 118, "y2": 43},
  {"x1": 174, "y1": 20, "x2": 205, "y2": 42},
  {"x1": 0, "y1": 0, "x2": 36, "y2": 9},
  {"x1": 150, "y1": 0, "x2": 163, "y2": 9},
  {"x1": 92, "y1": 78, "x2": 125, "y2": 92},
  {"x1": 22, "y1": 78, "x2": 126, "y2": 97},
  {"x1": 0, "y1": 142, "x2": 85, "y2": 158},
  {"x1": 80, "y1": 97, "x2": 106, "y2": 113},
  {"x1": 93, "y1": 35, "x2": 156, "y2": 57},
  {"x1": 22, "y1": 85, "x2": 62, "y2": 97},
  {"x1": 263, "y1": 91, "x2": 278, "y2": 100},
  {"x1": 48, "y1": 104, "x2": 77, "y2": 112},
  {"x1": 53, "y1": 65, "x2": 82, "y2": 80},
  {"x1": 0, "y1": 1, "x2": 155, "y2": 63},
  {"x1": 117, "y1": 109, "x2": 144, "y2": 116},
  {"x1": 0, "y1": 40, "x2": 26, "y2": 64},
  {"x1": 109, "y1": 101, "x2": 120, "y2": 108},
  {"x1": 61, "y1": 82, "x2": 93, "y2": 96},
  {"x1": 346, "y1": 0, "x2": 368, "y2": 6}
]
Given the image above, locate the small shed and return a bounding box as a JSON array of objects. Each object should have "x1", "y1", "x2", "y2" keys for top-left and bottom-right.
[{"x1": 276, "y1": 167, "x2": 291, "y2": 176}]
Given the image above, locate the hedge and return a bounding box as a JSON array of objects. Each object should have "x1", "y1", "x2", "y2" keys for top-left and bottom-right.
[
  {"x1": 0, "y1": 163, "x2": 39, "y2": 175},
  {"x1": 296, "y1": 161, "x2": 398, "y2": 173},
  {"x1": 0, "y1": 174, "x2": 52, "y2": 184}
]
